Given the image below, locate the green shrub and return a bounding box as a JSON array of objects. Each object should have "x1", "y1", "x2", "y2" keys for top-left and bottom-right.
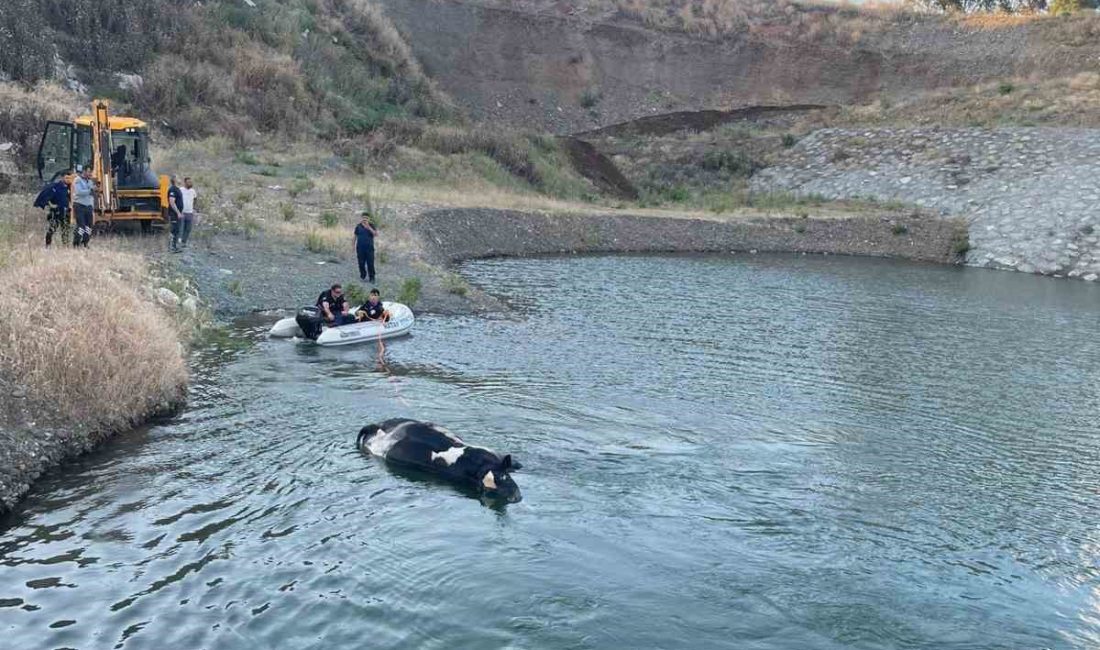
[
  {"x1": 701, "y1": 150, "x2": 759, "y2": 177},
  {"x1": 235, "y1": 150, "x2": 260, "y2": 165},
  {"x1": 443, "y1": 273, "x2": 469, "y2": 296},
  {"x1": 227, "y1": 279, "x2": 243, "y2": 296},
  {"x1": 580, "y1": 87, "x2": 602, "y2": 109},
  {"x1": 319, "y1": 211, "x2": 339, "y2": 227},
  {"x1": 1050, "y1": 0, "x2": 1086, "y2": 15},
  {"x1": 997, "y1": 82, "x2": 1015, "y2": 96},
  {"x1": 952, "y1": 230, "x2": 971, "y2": 257},
  {"x1": 345, "y1": 282, "x2": 370, "y2": 306},
  {"x1": 240, "y1": 216, "x2": 260, "y2": 239},
  {"x1": 665, "y1": 186, "x2": 690, "y2": 203},
  {"x1": 233, "y1": 190, "x2": 255, "y2": 208},
  {"x1": 280, "y1": 202, "x2": 295, "y2": 221},
  {"x1": 289, "y1": 178, "x2": 315, "y2": 198},
  {"x1": 397, "y1": 277, "x2": 422, "y2": 306},
  {"x1": 781, "y1": 133, "x2": 798, "y2": 148},
  {"x1": 892, "y1": 224, "x2": 909, "y2": 235},
  {"x1": 305, "y1": 230, "x2": 328, "y2": 253}
]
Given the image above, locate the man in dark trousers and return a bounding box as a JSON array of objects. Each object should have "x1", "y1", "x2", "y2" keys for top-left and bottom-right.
[
  {"x1": 71, "y1": 166, "x2": 96, "y2": 247},
  {"x1": 167, "y1": 175, "x2": 184, "y2": 253},
  {"x1": 33, "y1": 170, "x2": 71, "y2": 247},
  {"x1": 353, "y1": 211, "x2": 379, "y2": 283}
]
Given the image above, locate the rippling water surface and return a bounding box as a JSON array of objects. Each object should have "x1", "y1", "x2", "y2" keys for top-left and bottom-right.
[{"x1": 3, "y1": 254, "x2": 1100, "y2": 649}]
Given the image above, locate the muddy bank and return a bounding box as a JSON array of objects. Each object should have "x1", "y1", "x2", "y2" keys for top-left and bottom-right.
[
  {"x1": 414, "y1": 208, "x2": 968, "y2": 266},
  {"x1": 0, "y1": 383, "x2": 181, "y2": 512},
  {"x1": 165, "y1": 205, "x2": 966, "y2": 321},
  {"x1": 0, "y1": 247, "x2": 193, "y2": 513}
]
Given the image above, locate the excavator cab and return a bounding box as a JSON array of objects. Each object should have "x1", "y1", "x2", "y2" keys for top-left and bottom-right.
[{"x1": 36, "y1": 100, "x2": 168, "y2": 227}]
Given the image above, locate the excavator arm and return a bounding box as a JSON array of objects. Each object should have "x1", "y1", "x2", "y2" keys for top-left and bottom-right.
[{"x1": 91, "y1": 100, "x2": 117, "y2": 213}]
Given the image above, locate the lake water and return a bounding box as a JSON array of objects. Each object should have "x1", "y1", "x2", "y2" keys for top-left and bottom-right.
[{"x1": 2, "y1": 253, "x2": 1100, "y2": 649}]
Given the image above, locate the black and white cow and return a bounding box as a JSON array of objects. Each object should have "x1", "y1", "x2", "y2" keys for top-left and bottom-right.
[{"x1": 357, "y1": 419, "x2": 523, "y2": 503}]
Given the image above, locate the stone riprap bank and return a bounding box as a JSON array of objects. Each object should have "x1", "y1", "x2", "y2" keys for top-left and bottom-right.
[{"x1": 753, "y1": 128, "x2": 1100, "y2": 280}]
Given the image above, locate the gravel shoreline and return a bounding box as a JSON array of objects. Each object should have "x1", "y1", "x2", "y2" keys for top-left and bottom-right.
[{"x1": 163, "y1": 206, "x2": 966, "y2": 319}]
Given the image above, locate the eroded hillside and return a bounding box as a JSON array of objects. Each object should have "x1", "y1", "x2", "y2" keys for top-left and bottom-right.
[{"x1": 378, "y1": 0, "x2": 1100, "y2": 134}]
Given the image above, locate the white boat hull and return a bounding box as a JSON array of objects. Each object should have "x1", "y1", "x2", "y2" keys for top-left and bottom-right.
[{"x1": 269, "y1": 302, "x2": 414, "y2": 346}]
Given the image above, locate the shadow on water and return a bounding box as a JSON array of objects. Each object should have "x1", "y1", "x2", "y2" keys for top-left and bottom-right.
[{"x1": 357, "y1": 453, "x2": 515, "y2": 512}]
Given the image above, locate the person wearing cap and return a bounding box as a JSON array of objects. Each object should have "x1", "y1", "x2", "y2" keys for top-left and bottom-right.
[
  {"x1": 353, "y1": 210, "x2": 379, "y2": 283},
  {"x1": 33, "y1": 169, "x2": 71, "y2": 247}
]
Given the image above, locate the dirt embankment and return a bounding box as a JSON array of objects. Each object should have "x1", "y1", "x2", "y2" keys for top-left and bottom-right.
[
  {"x1": 572, "y1": 105, "x2": 829, "y2": 139},
  {"x1": 413, "y1": 208, "x2": 967, "y2": 266},
  {"x1": 0, "y1": 245, "x2": 194, "y2": 512},
  {"x1": 376, "y1": 0, "x2": 1093, "y2": 135}
]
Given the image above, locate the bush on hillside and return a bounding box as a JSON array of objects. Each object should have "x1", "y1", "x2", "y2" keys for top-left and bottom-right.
[
  {"x1": 0, "y1": 0, "x2": 176, "y2": 82},
  {"x1": 3, "y1": 0, "x2": 450, "y2": 143},
  {"x1": 0, "y1": 0, "x2": 54, "y2": 82},
  {"x1": 1050, "y1": 0, "x2": 1087, "y2": 14},
  {"x1": 0, "y1": 84, "x2": 83, "y2": 169}
]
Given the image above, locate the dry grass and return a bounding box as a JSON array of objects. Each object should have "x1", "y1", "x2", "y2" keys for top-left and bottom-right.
[
  {"x1": 493, "y1": 0, "x2": 908, "y2": 44},
  {"x1": 840, "y1": 71, "x2": 1100, "y2": 127},
  {"x1": 0, "y1": 246, "x2": 188, "y2": 432},
  {"x1": 956, "y1": 12, "x2": 1039, "y2": 29}
]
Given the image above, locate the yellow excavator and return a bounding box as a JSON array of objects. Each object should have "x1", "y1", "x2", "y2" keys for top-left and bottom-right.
[{"x1": 36, "y1": 100, "x2": 170, "y2": 231}]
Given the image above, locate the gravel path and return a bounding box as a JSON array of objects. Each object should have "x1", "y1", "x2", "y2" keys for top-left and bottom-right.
[{"x1": 753, "y1": 127, "x2": 1100, "y2": 280}]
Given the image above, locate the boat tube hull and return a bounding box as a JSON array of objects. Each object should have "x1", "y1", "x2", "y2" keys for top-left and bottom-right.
[{"x1": 269, "y1": 302, "x2": 414, "y2": 346}]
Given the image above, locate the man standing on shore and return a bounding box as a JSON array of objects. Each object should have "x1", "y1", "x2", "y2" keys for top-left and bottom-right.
[
  {"x1": 353, "y1": 210, "x2": 379, "y2": 284},
  {"x1": 72, "y1": 166, "x2": 96, "y2": 248},
  {"x1": 179, "y1": 177, "x2": 198, "y2": 249},
  {"x1": 167, "y1": 176, "x2": 184, "y2": 253},
  {"x1": 33, "y1": 170, "x2": 70, "y2": 247}
]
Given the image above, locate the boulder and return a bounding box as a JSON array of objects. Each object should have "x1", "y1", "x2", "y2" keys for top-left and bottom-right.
[
  {"x1": 156, "y1": 287, "x2": 180, "y2": 307},
  {"x1": 115, "y1": 73, "x2": 144, "y2": 92}
]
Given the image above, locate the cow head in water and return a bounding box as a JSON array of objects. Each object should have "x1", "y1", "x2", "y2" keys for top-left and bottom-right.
[{"x1": 478, "y1": 454, "x2": 522, "y2": 504}]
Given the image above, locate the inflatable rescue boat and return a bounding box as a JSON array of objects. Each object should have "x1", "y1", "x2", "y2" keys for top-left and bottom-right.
[{"x1": 269, "y1": 302, "x2": 414, "y2": 346}]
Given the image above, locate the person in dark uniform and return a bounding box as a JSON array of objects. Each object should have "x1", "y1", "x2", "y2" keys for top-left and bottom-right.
[
  {"x1": 33, "y1": 171, "x2": 71, "y2": 247},
  {"x1": 167, "y1": 175, "x2": 184, "y2": 252},
  {"x1": 355, "y1": 289, "x2": 389, "y2": 322},
  {"x1": 353, "y1": 211, "x2": 379, "y2": 283},
  {"x1": 316, "y1": 283, "x2": 351, "y2": 325}
]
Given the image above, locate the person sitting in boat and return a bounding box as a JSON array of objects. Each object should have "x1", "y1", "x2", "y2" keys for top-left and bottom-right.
[
  {"x1": 317, "y1": 283, "x2": 351, "y2": 326},
  {"x1": 355, "y1": 289, "x2": 390, "y2": 322}
]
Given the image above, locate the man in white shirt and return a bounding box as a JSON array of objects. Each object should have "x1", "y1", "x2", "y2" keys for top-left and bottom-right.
[{"x1": 179, "y1": 177, "x2": 198, "y2": 249}]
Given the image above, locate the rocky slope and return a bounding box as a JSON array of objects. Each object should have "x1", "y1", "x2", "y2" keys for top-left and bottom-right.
[{"x1": 753, "y1": 127, "x2": 1100, "y2": 280}]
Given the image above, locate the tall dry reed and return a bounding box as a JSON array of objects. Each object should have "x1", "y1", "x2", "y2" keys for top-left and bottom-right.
[{"x1": 0, "y1": 247, "x2": 188, "y2": 432}]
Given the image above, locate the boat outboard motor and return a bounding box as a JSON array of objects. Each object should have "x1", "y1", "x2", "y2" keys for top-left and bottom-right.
[{"x1": 295, "y1": 306, "x2": 324, "y2": 340}]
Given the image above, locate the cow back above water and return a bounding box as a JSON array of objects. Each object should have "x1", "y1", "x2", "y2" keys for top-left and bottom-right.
[{"x1": 357, "y1": 418, "x2": 522, "y2": 503}]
